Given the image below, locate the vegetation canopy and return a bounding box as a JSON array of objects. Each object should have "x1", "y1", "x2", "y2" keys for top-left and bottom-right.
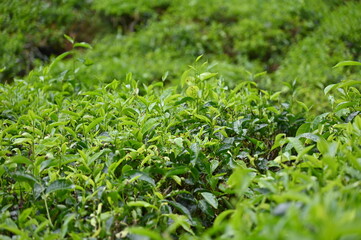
[{"x1": 1, "y1": 0, "x2": 361, "y2": 239}]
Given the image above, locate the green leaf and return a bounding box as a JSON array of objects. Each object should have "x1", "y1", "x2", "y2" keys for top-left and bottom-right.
[
  {"x1": 254, "y1": 71, "x2": 267, "y2": 78},
  {"x1": 127, "y1": 227, "x2": 162, "y2": 240},
  {"x1": 162, "y1": 71, "x2": 169, "y2": 82},
  {"x1": 288, "y1": 137, "x2": 305, "y2": 154},
  {"x1": 7, "y1": 156, "x2": 33, "y2": 166},
  {"x1": 85, "y1": 117, "x2": 104, "y2": 134},
  {"x1": 296, "y1": 123, "x2": 311, "y2": 136},
  {"x1": 324, "y1": 84, "x2": 337, "y2": 95},
  {"x1": 166, "y1": 201, "x2": 192, "y2": 219},
  {"x1": 164, "y1": 214, "x2": 195, "y2": 235},
  {"x1": 297, "y1": 133, "x2": 319, "y2": 142},
  {"x1": 228, "y1": 167, "x2": 255, "y2": 197},
  {"x1": 127, "y1": 201, "x2": 157, "y2": 210},
  {"x1": 201, "y1": 192, "x2": 218, "y2": 209},
  {"x1": 46, "y1": 179, "x2": 75, "y2": 195},
  {"x1": 194, "y1": 114, "x2": 211, "y2": 123},
  {"x1": 130, "y1": 171, "x2": 155, "y2": 186},
  {"x1": 141, "y1": 118, "x2": 159, "y2": 135},
  {"x1": 165, "y1": 166, "x2": 189, "y2": 177},
  {"x1": 12, "y1": 172, "x2": 39, "y2": 186},
  {"x1": 198, "y1": 199, "x2": 214, "y2": 216},
  {"x1": 80, "y1": 91, "x2": 102, "y2": 96},
  {"x1": 333, "y1": 61, "x2": 361, "y2": 68},
  {"x1": 181, "y1": 69, "x2": 191, "y2": 87},
  {"x1": 61, "y1": 213, "x2": 76, "y2": 238},
  {"x1": 186, "y1": 85, "x2": 199, "y2": 98},
  {"x1": 64, "y1": 34, "x2": 74, "y2": 44},
  {"x1": 175, "y1": 97, "x2": 194, "y2": 106},
  {"x1": 270, "y1": 91, "x2": 281, "y2": 101},
  {"x1": 199, "y1": 72, "x2": 218, "y2": 81},
  {"x1": 213, "y1": 209, "x2": 235, "y2": 226},
  {"x1": 0, "y1": 224, "x2": 28, "y2": 238},
  {"x1": 173, "y1": 137, "x2": 183, "y2": 148},
  {"x1": 296, "y1": 100, "x2": 309, "y2": 112},
  {"x1": 47, "y1": 51, "x2": 72, "y2": 74},
  {"x1": 13, "y1": 138, "x2": 33, "y2": 145},
  {"x1": 271, "y1": 133, "x2": 286, "y2": 151},
  {"x1": 195, "y1": 55, "x2": 203, "y2": 62},
  {"x1": 19, "y1": 208, "x2": 33, "y2": 225},
  {"x1": 74, "y1": 42, "x2": 92, "y2": 49}
]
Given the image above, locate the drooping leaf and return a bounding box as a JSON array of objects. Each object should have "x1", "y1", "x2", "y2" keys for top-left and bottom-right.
[
  {"x1": 333, "y1": 61, "x2": 361, "y2": 68},
  {"x1": 46, "y1": 179, "x2": 75, "y2": 195},
  {"x1": 12, "y1": 172, "x2": 39, "y2": 187},
  {"x1": 74, "y1": 42, "x2": 92, "y2": 49},
  {"x1": 7, "y1": 156, "x2": 33, "y2": 166}
]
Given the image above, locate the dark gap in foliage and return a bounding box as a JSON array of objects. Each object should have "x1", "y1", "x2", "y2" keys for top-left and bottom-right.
[{"x1": 98, "y1": 3, "x2": 171, "y2": 33}]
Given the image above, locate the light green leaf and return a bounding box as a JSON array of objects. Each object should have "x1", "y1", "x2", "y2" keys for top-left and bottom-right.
[
  {"x1": 85, "y1": 117, "x2": 104, "y2": 134},
  {"x1": 64, "y1": 34, "x2": 74, "y2": 44},
  {"x1": 228, "y1": 167, "x2": 255, "y2": 197},
  {"x1": 127, "y1": 227, "x2": 162, "y2": 240},
  {"x1": 271, "y1": 133, "x2": 286, "y2": 151},
  {"x1": 7, "y1": 156, "x2": 33, "y2": 166},
  {"x1": 199, "y1": 72, "x2": 218, "y2": 81},
  {"x1": 0, "y1": 224, "x2": 28, "y2": 238},
  {"x1": 127, "y1": 201, "x2": 158, "y2": 210},
  {"x1": 74, "y1": 42, "x2": 92, "y2": 49},
  {"x1": 173, "y1": 137, "x2": 183, "y2": 148},
  {"x1": 194, "y1": 114, "x2": 211, "y2": 123},
  {"x1": 297, "y1": 133, "x2": 319, "y2": 142},
  {"x1": 254, "y1": 71, "x2": 267, "y2": 78},
  {"x1": 141, "y1": 118, "x2": 159, "y2": 135},
  {"x1": 288, "y1": 137, "x2": 305, "y2": 154},
  {"x1": 186, "y1": 85, "x2": 199, "y2": 98},
  {"x1": 13, "y1": 138, "x2": 33, "y2": 145},
  {"x1": 181, "y1": 69, "x2": 191, "y2": 87},
  {"x1": 333, "y1": 61, "x2": 361, "y2": 68},
  {"x1": 195, "y1": 55, "x2": 203, "y2": 62},
  {"x1": 201, "y1": 192, "x2": 218, "y2": 209},
  {"x1": 296, "y1": 100, "x2": 309, "y2": 112},
  {"x1": 324, "y1": 84, "x2": 337, "y2": 95},
  {"x1": 213, "y1": 209, "x2": 235, "y2": 226},
  {"x1": 47, "y1": 51, "x2": 72, "y2": 74}
]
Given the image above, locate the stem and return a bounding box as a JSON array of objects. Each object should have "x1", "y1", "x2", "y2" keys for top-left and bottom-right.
[{"x1": 43, "y1": 195, "x2": 54, "y2": 228}]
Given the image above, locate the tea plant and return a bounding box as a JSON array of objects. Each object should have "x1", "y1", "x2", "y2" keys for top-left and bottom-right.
[
  {"x1": 2, "y1": 0, "x2": 361, "y2": 239},
  {"x1": 0, "y1": 53, "x2": 307, "y2": 238},
  {"x1": 168, "y1": 62, "x2": 361, "y2": 240}
]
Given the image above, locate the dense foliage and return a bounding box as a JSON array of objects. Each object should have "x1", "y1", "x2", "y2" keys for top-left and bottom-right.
[{"x1": 1, "y1": 0, "x2": 361, "y2": 239}]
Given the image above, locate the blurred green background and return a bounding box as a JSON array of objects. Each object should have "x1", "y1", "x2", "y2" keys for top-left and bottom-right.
[{"x1": 1, "y1": 0, "x2": 361, "y2": 113}]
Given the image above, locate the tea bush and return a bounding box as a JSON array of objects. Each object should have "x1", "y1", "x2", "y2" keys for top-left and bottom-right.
[
  {"x1": 48, "y1": 0, "x2": 361, "y2": 112},
  {"x1": 0, "y1": 56, "x2": 306, "y2": 238},
  {"x1": 198, "y1": 63, "x2": 361, "y2": 240},
  {"x1": 2, "y1": 0, "x2": 361, "y2": 239}
]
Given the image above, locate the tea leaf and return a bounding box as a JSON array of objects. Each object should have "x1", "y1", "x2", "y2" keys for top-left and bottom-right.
[
  {"x1": 201, "y1": 192, "x2": 218, "y2": 209},
  {"x1": 46, "y1": 179, "x2": 75, "y2": 195},
  {"x1": 333, "y1": 61, "x2": 361, "y2": 68}
]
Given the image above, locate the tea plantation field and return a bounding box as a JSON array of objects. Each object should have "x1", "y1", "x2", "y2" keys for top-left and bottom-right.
[{"x1": 1, "y1": 0, "x2": 361, "y2": 239}]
